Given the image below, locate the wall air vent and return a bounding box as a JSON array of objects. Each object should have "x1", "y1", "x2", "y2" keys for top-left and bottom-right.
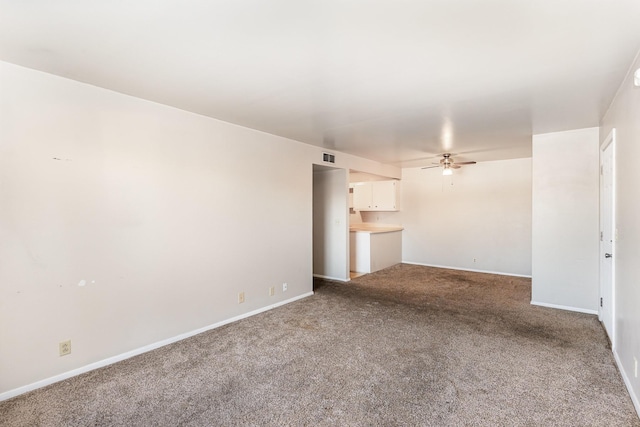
[{"x1": 322, "y1": 152, "x2": 336, "y2": 163}]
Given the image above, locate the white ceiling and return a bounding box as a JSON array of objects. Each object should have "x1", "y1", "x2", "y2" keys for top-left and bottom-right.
[{"x1": 1, "y1": 1, "x2": 639, "y2": 167}]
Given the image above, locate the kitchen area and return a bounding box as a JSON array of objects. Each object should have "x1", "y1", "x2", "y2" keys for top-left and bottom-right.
[
  {"x1": 312, "y1": 166, "x2": 402, "y2": 282},
  {"x1": 349, "y1": 172, "x2": 403, "y2": 277}
]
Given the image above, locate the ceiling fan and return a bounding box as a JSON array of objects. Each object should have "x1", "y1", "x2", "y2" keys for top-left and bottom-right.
[{"x1": 421, "y1": 153, "x2": 477, "y2": 175}]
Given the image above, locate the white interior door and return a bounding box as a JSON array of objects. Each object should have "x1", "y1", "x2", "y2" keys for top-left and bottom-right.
[{"x1": 599, "y1": 130, "x2": 615, "y2": 345}]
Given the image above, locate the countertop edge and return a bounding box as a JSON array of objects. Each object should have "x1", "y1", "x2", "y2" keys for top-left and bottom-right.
[{"x1": 349, "y1": 227, "x2": 404, "y2": 234}]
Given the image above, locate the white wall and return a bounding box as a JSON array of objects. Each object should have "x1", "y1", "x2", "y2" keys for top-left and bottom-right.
[
  {"x1": 313, "y1": 167, "x2": 349, "y2": 281},
  {"x1": 0, "y1": 61, "x2": 399, "y2": 397},
  {"x1": 600, "y1": 52, "x2": 640, "y2": 413},
  {"x1": 372, "y1": 158, "x2": 532, "y2": 276},
  {"x1": 531, "y1": 128, "x2": 600, "y2": 313}
]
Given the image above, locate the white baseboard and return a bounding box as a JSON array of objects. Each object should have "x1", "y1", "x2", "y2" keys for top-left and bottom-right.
[
  {"x1": 613, "y1": 349, "x2": 640, "y2": 419},
  {"x1": 313, "y1": 274, "x2": 350, "y2": 282},
  {"x1": 0, "y1": 291, "x2": 314, "y2": 402},
  {"x1": 402, "y1": 261, "x2": 532, "y2": 278},
  {"x1": 530, "y1": 300, "x2": 598, "y2": 315}
]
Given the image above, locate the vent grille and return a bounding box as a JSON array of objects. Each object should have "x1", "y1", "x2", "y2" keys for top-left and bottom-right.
[{"x1": 322, "y1": 152, "x2": 335, "y2": 163}]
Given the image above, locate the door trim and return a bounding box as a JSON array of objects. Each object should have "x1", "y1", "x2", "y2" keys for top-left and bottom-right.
[{"x1": 599, "y1": 128, "x2": 616, "y2": 347}]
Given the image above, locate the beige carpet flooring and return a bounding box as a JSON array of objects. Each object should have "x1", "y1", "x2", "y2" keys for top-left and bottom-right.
[{"x1": 1, "y1": 264, "x2": 638, "y2": 426}]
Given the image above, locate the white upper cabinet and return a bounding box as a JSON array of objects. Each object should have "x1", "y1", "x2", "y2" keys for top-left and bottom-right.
[
  {"x1": 372, "y1": 181, "x2": 397, "y2": 210},
  {"x1": 352, "y1": 182, "x2": 372, "y2": 210},
  {"x1": 352, "y1": 180, "x2": 399, "y2": 211}
]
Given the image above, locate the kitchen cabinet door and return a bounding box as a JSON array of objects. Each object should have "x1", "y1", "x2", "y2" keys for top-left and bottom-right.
[
  {"x1": 372, "y1": 181, "x2": 397, "y2": 210},
  {"x1": 352, "y1": 181, "x2": 399, "y2": 211},
  {"x1": 352, "y1": 182, "x2": 373, "y2": 210}
]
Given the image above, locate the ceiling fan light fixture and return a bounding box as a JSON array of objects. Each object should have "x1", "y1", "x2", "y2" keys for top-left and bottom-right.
[{"x1": 442, "y1": 166, "x2": 453, "y2": 176}]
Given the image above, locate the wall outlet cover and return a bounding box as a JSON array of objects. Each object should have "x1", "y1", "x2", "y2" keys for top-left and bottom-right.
[{"x1": 59, "y1": 340, "x2": 71, "y2": 356}]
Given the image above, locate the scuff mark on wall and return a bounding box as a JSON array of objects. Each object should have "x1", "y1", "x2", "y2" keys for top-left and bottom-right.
[{"x1": 25, "y1": 246, "x2": 46, "y2": 269}]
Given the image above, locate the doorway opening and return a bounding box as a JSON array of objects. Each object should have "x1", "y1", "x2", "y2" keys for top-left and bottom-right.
[{"x1": 312, "y1": 165, "x2": 349, "y2": 282}]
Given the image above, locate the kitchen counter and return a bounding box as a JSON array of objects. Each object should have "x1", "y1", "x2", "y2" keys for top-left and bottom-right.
[
  {"x1": 349, "y1": 224, "x2": 404, "y2": 233},
  {"x1": 349, "y1": 224, "x2": 403, "y2": 274}
]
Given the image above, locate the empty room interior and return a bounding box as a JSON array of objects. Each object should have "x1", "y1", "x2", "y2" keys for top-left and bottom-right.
[{"x1": 1, "y1": 1, "x2": 640, "y2": 425}]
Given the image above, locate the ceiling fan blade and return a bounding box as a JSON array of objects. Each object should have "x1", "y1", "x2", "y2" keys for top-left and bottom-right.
[
  {"x1": 455, "y1": 161, "x2": 477, "y2": 165},
  {"x1": 451, "y1": 164, "x2": 461, "y2": 169},
  {"x1": 421, "y1": 165, "x2": 441, "y2": 169}
]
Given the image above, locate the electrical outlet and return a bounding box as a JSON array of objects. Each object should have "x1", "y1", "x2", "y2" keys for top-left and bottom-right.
[
  {"x1": 634, "y1": 356, "x2": 638, "y2": 378},
  {"x1": 59, "y1": 340, "x2": 71, "y2": 356},
  {"x1": 473, "y1": 258, "x2": 477, "y2": 263},
  {"x1": 269, "y1": 286, "x2": 275, "y2": 296},
  {"x1": 238, "y1": 292, "x2": 245, "y2": 304},
  {"x1": 282, "y1": 283, "x2": 288, "y2": 292}
]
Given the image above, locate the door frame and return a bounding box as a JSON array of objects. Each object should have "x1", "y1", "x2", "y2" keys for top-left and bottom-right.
[
  {"x1": 599, "y1": 128, "x2": 616, "y2": 347},
  {"x1": 312, "y1": 164, "x2": 350, "y2": 282}
]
